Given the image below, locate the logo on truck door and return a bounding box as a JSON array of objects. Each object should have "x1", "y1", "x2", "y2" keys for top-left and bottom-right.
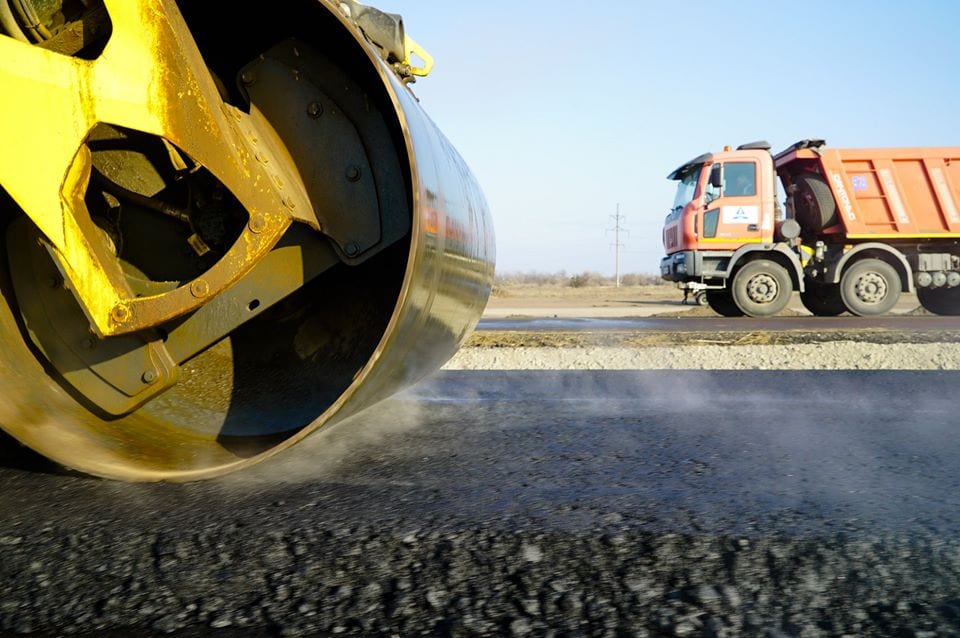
[{"x1": 721, "y1": 206, "x2": 759, "y2": 224}]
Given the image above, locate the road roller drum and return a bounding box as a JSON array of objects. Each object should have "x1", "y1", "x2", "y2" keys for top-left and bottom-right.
[{"x1": 0, "y1": 0, "x2": 495, "y2": 480}]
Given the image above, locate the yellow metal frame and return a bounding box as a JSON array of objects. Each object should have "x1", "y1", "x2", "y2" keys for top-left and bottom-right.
[
  {"x1": 403, "y1": 35, "x2": 433, "y2": 77},
  {"x1": 0, "y1": 0, "x2": 315, "y2": 337},
  {"x1": 698, "y1": 237, "x2": 765, "y2": 244}
]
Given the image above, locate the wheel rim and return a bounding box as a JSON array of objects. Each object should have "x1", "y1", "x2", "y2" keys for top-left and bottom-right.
[
  {"x1": 746, "y1": 273, "x2": 779, "y2": 304},
  {"x1": 854, "y1": 272, "x2": 888, "y2": 304}
]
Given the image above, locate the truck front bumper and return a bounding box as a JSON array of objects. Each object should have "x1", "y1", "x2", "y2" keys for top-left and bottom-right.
[{"x1": 661, "y1": 251, "x2": 696, "y2": 282}]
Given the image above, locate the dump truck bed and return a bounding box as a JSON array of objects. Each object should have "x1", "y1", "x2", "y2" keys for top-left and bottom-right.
[{"x1": 777, "y1": 146, "x2": 960, "y2": 238}]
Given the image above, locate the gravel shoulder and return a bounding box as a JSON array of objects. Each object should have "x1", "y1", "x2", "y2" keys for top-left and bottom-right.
[{"x1": 446, "y1": 342, "x2": 960, "y2": 370}]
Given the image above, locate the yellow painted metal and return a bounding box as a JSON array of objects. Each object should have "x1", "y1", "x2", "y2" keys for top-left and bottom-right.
[
  {"x1": 0, "y1": 0, "x2": 312, "y2": 337},
  {"x1": 403, "y1": 35, "x2": 433, "y2": 77},
  {"x1": 698, "y1": 237, "x2": 765, "y2": 244}
]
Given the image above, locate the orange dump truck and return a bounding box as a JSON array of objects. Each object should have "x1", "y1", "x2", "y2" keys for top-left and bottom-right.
[{"x1": 660, "y1": 139, "x2": 960, "y2": 316}]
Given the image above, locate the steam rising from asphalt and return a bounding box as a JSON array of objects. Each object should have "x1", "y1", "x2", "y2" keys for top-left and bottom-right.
[
  {"x1": 235, "y1": 394, "x2": 429, "y2": 485},
  {"x1": 222, "y1": 362, "x2": 960, "y2": 537}
]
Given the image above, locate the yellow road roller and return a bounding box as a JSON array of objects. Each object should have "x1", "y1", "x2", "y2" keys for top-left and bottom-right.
[{"x1": 0, "y1": 0, "x2": 495, "y2": 480}]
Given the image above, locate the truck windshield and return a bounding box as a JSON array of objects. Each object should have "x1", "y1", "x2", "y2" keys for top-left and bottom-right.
[{"x1": 672, "y1": 165, "x2": 703, "y2": 213}]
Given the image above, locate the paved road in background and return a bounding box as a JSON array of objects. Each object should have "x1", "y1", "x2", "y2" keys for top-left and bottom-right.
[
  {"x1": 478, "y1": 314, "x2": 960, "y2": 333},
  {"x1": 2, "y1": 370, "x2": 960, "y2": 636}
]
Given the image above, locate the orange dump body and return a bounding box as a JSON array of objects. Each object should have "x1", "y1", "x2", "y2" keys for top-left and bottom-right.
[{"x1": 776, "y1": 146, "x2": 960, "y2": 239}]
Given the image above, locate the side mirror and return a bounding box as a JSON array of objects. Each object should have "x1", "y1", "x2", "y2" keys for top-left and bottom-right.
[{"x1": 709, "y1": 165, "x2": 722, "y2": 189}]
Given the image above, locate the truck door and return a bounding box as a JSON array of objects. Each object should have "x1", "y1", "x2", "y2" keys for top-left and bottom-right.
[{"x1": 701, "y1": 161, "x2": 763, "y2": 249}]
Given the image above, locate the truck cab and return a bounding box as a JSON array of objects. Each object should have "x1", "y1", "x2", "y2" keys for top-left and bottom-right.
[
  {"x1": 661, "y1": 142, "x2": 781, "y2": 279},
  {"x1": 660, "y1": 141, "x2": 808, "y2": 317}
]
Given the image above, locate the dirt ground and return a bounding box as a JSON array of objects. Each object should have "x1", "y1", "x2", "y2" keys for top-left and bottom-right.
[{"x1": 485, "y1": 283, "x2": 921, "y2": 319}]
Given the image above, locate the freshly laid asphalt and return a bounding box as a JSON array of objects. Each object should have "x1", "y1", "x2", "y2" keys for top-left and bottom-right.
[{"x1": 2, "y1": 370, "x2": 960, "y2": 636}]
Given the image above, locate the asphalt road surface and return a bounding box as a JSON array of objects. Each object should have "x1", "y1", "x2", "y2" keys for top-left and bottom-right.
[{"x1": 2, "y1": 370, "x2": 960, "y2": 636}]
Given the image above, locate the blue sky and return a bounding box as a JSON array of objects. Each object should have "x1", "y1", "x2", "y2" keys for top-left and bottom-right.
[{"x1": 376, "y1": 0, "x2": 960, "y2": 275}]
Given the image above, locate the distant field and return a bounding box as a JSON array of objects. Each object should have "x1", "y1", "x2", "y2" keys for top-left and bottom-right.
[
  {"x1": 485, "y1": 281, "x2": 920, "y2": 319},
  {"x1": 492, "y1": 282, "x2": 674, "y2": 300},
  {"x1": 485, "y1": 282, "x2": 686, "y2": 318}
]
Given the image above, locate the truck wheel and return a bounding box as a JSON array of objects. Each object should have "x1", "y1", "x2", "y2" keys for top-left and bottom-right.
[
  {"x1": 793, "y1": 173, "x2": 839, "y2": 232},
  {"x1": 840, "y1": 259, "x2": 901, "y2": 316},
  {"x1": 917, "y1": 287, "x2": 960, "y2": 315},
  {"x1": 706, "y1": 290, "x2": 744, "y2": 317},
  {"x1": 800, "y1": 283, "x2": 846, "y2": 316},
  {"x1": 695, "y1": 291, "x2": 709, "y2": 306},
  {"x1": 731, "y1": 259, "x2": 793, "y2": 317}
]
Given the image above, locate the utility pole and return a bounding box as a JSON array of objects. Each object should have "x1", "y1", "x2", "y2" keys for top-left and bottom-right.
[{"x1": 607, "y1": 204, "x2": 628, "y2": 287}]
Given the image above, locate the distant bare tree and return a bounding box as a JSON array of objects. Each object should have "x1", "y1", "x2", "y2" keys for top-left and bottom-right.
[
  {"x1": 620, "y1": 273, "x2": 663, "y2": 286},
  {"x1": 494, "y1": 271, "x2": 665, "y2": 288},
  {"x1": 568, "y1": 271, "x2": 603, "y2": 288}
]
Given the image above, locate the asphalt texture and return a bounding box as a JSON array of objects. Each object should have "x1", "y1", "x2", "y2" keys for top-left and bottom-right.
[{"x1": 2, "y1": 370, "x2": 960, "y2": 637}]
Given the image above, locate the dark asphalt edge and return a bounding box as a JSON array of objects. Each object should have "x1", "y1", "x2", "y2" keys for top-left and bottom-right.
[{"x1": 2, "y1": 522, "x2": 960, "y2": 637}]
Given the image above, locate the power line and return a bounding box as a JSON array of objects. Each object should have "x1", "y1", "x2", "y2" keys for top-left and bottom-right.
[{"x1": 606, "y1": 203, "x2": 629, "y2": 287}]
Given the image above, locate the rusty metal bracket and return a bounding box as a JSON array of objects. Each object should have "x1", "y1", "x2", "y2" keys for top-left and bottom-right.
[
  {"x1": 240, "y1": 45, "x2": 379, "y2": 260},
  {"x1": 239, "y1": 39, "x2": 410, "y2": 264},
  {"x1": 162, "y1": 225, "x2": 340, "y2": 364}
]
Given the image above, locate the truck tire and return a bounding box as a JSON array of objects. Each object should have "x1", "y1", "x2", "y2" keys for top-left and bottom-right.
[
  {"x1": 695, "y1": 291, "x2": 709, "y2": 306},
  {"x1": 730, "y1": 259, "x2": 793, "y2": 317},
  {"x1": 917, "y1": 287, "x2": 960, "y2": 315},
  {"x1": 800, "y1": 282, "x2": 846, "y2": 316},
  {"x1": 840, "y1": 258, "x2": 901, "y2": 316},
  {"x1": 706, "y1": 290, "x2": 744, "y2": 317},
  {"x1": 793, "y1": 173, "x2": 839, "y2": 232}
]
